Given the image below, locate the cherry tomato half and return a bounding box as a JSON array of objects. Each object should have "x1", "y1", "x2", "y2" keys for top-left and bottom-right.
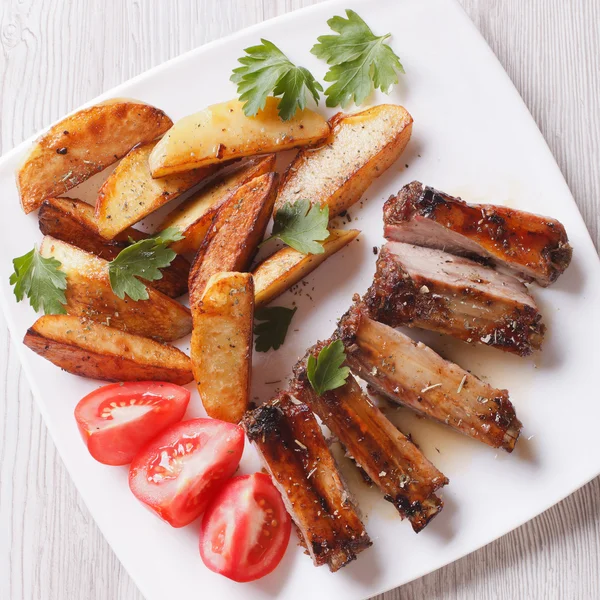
[
  {"x1": 74, "y1": 381, "x2": 190, "y2": 466},
  {"x1": 129, "y1": 418, "x2": 244, "y2": 528},
  {"x1": 199, "y1": 473, "x2": 291, "y2": 582}
]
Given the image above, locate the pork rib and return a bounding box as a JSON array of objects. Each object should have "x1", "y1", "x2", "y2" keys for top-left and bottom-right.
[
  {"x1": 292, "y1": 351, "x2": 448, "y2": 532},
  {"x1": 337, "y1": 304, "x2": 522, "y2": 452},
  {"x1": 383, "y1": 181, "x2": 572, "y2": 286},
  {"x1": 364, "y1": 242, "x2": 545, "y2": 356},
  {"x1": 242, "y1": 393, "x2": 371, "y2": 571}
]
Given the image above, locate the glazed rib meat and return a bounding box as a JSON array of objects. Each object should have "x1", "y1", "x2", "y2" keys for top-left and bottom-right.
[
  {"x1": 242, "y1": 393, "x2": 371, "y2": 571},
  {"x1": 384, "y1": 181, "x2": 572, "y2": 286},
  {"x1": 364, "y1": 242, "x2": 545, "y2": 356},
  {"x1": 337, "y1": 304, "x2": 522, "y2": 452},
  {"x1": 292, "y1": 352, "x2": 448, "y2": 532}
]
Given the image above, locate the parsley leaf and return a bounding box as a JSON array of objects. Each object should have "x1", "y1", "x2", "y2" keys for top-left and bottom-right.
[
  {"x1": 253, "y1": 306, "x2": 297, "y2": 352},
  {"x1": 9, "y1": 247, "x2": 67, "y2": 315},
  {"x1": 231, "y1": 39, "x2": 323, "y2": 121},
  {"x1": 264, "y1": 199, "x2": 329, "y2": 254},
  {"x1": 311, "y1": 9, "x2": 405, "y2": 108},
  {"x1": 108, "y1": 227, "x2": 184, "y2": 301},
  {"x1": 307, "y1": 339, "x2": 350, "y2": 396}
]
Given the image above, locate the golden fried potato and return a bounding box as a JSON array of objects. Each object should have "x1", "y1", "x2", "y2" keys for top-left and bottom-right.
[
  {"x1": 191, "y1": 272, "x2": 253, "y2": 423},
  {"x1": 149, "y1": 97, "x2": 329, "y2": 177},
  {"x1": 95, "y1": 141, "x2": 215, "y2": 239},
  {"x1": 157, "y1": 155, "x2": 276, "y2": 254},
  {"x1": 17, "y1": 99, "x2": 172, "y2": 213},
  {"x1": 253, "y1": 229, "x2": 360, "y2": 307},
  {"x1": 274, "y1": 105, "x2": 413, "y2": 218},
  {"x1": 188, "y1": 173, "x2": 277, "y2": 309},
  {"x1": 39, "y1": 236, "x2": 192, "y2": 342},
  {"x1": 38, "y1": 197, "x2": 189, "y2": 298},
  {"x1": 24, "y1": 315, "x2": 193, "y2": 384}
]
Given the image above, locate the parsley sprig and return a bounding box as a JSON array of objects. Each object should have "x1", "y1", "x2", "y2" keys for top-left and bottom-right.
[
  {"x1": 108, "y1": 228, "x2": 184, "y2": 301},
  {"x1": 311, "y1": 9, "x2": 404, "y2": 108},
  {"x1": 9, "y1": 247, "x2": 67, "y2": 315},
  {"x1": 254, "y1": 306, "x2": 297, "y2": 352},
  {"x1": 263, "y1": 199, "x2": 329, "y2": 255},
  {"x1": 307, "y1": 340, "x2": 350, "y2": 396},
  {"x1": 231, "y1": 39, "x2": 323, "y2": 121}
]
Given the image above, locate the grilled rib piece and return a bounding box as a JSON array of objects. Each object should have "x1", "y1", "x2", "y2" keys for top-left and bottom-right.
[
  {"x1": 292, "y1": 352, "x2": 448, "y2": 532},
  {"x1": 242, "y1": 393, "x2": 371, "y2": 571},
  {"x1": 384, "y1": 181, "x2": 572, "y2": 286},
  {"x1": 337, "y1": 304, "x2": 522, "y2": 452},
  {"x1": 364, "y1": 242, "x2": 545, "y2": 356}
]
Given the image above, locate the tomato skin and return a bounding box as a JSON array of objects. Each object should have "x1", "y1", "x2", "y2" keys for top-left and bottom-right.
[
  {"x1": 199, "y1": 473, "x2": 291, "y2": 582},
  {"x1": 74, "y1": 381, "x2": 190, "y2": 466},
  {"x1": 129, "y1": 418, "x2": 244, "y2": 528}
]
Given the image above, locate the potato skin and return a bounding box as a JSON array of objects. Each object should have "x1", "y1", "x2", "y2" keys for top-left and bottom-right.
[
  {"x1": 253, "y1": 229, "x2": 360, "y2": 307},
  {"x1": 24, "y1": 315, "x2": 193, "y2": 384},
  {"x1": 17, "y1": 100, "x2": 173, "y2": 213},
  {"x1": 38, "y1": 197, "x2": 190, "y2": 298},
  {"x1": 274, "y1": 105, "x2": 413, "y2": 218},
  {"x1": 191, "y1": 272, "x2": 253, "y2": 423},
  {"x1": 95, "y1": 141, "x2": 214, "y2": 239},
  {"x1": 188, "y1": 172, "x2": 277, "y2": 309},
  {"x1": 157, "y1": 154, "x2": 276, "y2": 255},
  {"x1": 39, "y1": 236, "x2": 192, "y2": 342}
]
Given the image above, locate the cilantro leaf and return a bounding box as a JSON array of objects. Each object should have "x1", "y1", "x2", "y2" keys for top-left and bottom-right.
[
  {"x1": 108, "y1": 227, "x2": 184, "y2": 301},
  {"x1": 311, "y1": 9, "x2": 404, "y2": 108},
  {"x1": 9, "y1": 247, "x2": 67, "y2": 315},
  {"x1": 264, "y1": 199, "x2": 329, "y2": 254},
  {"x1": 306, "y1": 339, "x2": 350, "y2": 396},
  {"x1": 231, "y1": 39, "x2": 323, "y2": 120},
  {"x1": 253, "y1": 306, "x2": 297, "y2": 352},
  {"x1": 151, "y1": 227, "x2": 185, "y2": 246}
]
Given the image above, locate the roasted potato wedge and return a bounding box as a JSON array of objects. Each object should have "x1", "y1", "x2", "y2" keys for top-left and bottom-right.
[
  {"x1": 38, "y1": 197, "x2": 190, "y2": 298},
  {"x1": 253, "y1": 228, "x2": 360, "y2": 307},
  {"x1": 149, "y1": 97, "x2": 329, "y2": 177},
  {"x1": 191, "y1": 272, "x2": 253, "y2": 423},
  {"x1": 95, "y1": 141, "x2": 215, "y2": 239},
  {"x1": 17, "y1": 99, "x2": 172, "y2": 214},
  {"x1": 157, "y1": 155, "x2": 276, "y2": 254},
  {"x1": 39, "y1": 236, "x2": 192, "y2": 342},
  {"x1": 188, "y1": 173, "x2": 277, "y2": 308},
  {"x1": 274, "y1": 105, "x2": 413, "y2": 218},
  {"x1": 24, "y1": 315, "x2": 193, "y2": 384}
]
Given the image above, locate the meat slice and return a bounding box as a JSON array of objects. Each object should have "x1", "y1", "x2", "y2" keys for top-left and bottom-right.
[
  {"x1": 364, "y1": 242, "x2": 545, "y2": 356},
  {"x1": 384, "y1": 181, "x2": 572, "y2": 286},
  {"x1": 292, "y1": 350, "x2": 448, "y2": 533},
  {"x1": 337, "y1": 304, "x2": 522, "y2": 452},
  {"x1": 242, "y1": 393, "x2": 371, "y2": 571}
]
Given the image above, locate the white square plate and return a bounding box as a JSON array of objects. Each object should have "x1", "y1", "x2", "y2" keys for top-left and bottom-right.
[{"x1": 0, "y1": 0, "x2": 599, "y2": 598}]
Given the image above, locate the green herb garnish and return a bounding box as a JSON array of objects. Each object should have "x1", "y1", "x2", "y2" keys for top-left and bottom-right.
[
  {"x1": 311, "y1": 10, "x2": 404, "y2": 108},
  {"x1": 231, "y1": 39, "x2": 323, "y2": 120},
  {"x1": 108, "y1": 227, "x2": 184, "y2": 301},
  {"x1": 263, "y1": 199, "x2": 329, "y2": 255},
  {"x1": 306, "y1": 339, "x2": 350, "y2": 395},
  {"x1": 10, "y1": 247, "x2": 67, "y2": 314},
  {"x1": 254, "y1": 306, "x2": 297, "y2": 352}
]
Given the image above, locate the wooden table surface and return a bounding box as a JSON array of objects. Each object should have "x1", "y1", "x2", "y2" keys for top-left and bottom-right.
[{"x1": 0, "y1": 1, "x2": 598, "y2": 598}]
